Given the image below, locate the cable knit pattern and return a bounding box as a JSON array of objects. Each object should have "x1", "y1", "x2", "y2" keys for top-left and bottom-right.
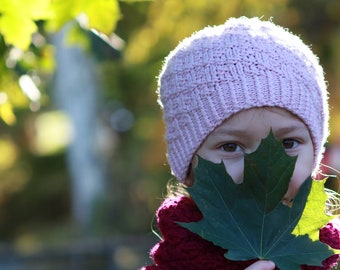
[
  {"x1": 141, "y1": 196, "x2": 340, "y2": 270},
  {"x1": 158, "y1": 17, "x2": 329, "y2": 182}
]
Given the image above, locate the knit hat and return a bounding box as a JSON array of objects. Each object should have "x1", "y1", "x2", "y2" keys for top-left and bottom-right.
[{"x1": 158, "y1": 17, "x2": 329, "y2": 182}]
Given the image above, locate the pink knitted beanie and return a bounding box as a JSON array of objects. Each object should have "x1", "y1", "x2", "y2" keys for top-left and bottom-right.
[{"x1": 158, "y1": 17, "x2": 329, "y2": 182}]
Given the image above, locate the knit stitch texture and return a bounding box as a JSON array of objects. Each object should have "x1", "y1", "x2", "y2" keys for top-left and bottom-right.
[
  {"x1": 158, "y1": 17, "x2": 329, "y2": 182},
  {"x1": 141, "y1": 196, "x2": 340, "y2": 270}
]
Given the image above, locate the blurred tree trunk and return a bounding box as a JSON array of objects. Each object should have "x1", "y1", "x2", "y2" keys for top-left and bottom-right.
[{"x1": 52, "y1": 23, "x2": 106, "y2": 230}]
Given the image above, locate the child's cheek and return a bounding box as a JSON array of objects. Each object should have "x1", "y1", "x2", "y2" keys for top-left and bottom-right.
[{"x1": 288, "y1": 164, "x2": 313, "y2": 198}]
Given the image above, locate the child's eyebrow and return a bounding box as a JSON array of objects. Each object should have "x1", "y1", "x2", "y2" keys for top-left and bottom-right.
[{"x1": 274, "y1": 125, "x2": 309, "y2": 137}]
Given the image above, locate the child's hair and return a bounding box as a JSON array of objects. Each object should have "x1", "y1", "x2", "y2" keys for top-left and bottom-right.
[
  {"x1": 166, "y1": 178, "x2": 189, "y2": 198},
  {"x1": 157, "y1": 17, "x2": 329, "y2": 183}
]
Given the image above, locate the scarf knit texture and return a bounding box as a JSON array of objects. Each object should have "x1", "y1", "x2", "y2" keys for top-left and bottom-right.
[{"x1": 141, "y1": 196, "x2": 340, "y2": 270}]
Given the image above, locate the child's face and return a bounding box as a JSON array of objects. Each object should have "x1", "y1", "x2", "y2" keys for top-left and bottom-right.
[{"x1": 194, "y1": 107, "x2": 314, "y2": 201}]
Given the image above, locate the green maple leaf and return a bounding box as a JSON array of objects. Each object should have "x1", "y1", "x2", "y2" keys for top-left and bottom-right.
[{"x1": 180, "y1": 131, "x2": 338, "y2": 270}]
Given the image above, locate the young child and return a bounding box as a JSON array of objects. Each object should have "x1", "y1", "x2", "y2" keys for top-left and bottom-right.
[{"x1": 141, "y1": 17, "x2": 340, "y2": 270}]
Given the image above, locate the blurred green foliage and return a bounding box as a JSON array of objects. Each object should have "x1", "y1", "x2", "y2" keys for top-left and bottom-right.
[{"x1": 0, "y1": 0, "x2": 339, "y2": 250}]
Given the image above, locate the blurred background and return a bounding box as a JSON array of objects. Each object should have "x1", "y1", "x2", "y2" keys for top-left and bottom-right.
[{"x1": 0, "y1": 0, "x2": 339, "y2": 269}]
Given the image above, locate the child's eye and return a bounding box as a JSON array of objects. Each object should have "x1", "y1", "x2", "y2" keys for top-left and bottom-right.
[
  {"x1": 220, "y1": 143, "x2": 242, "y2": 152},
  {"x1": 282, "y1": 139, "x2": 299, "y2": 149}
]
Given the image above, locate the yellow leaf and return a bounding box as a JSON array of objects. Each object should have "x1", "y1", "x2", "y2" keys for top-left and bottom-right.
[
  {"x1": 0, "y1": 102, "x2": 16, "y2": 125},
  {"x1": 44, "y1": 0, "x2": 77, "y2": 32},
  {"x1": 0, "y1": 0, "x2": 52, "y2": 48},
  {"x1": 81, "y1": 0, "x2": 121, "y2": 34},
  {"x1": 21, "y1": 0, "x2": 52, "y2": 20},
  {"x1": 0, "y1": 14, "x2": 37, "y2": 50},
  {"x1": 46, "y1": 0, "x2": 120, "y2": 34},
  {"x1": 0, "y1": 0, "x2": 51, "y2": 19},
  {"x1": 292, "y1": 179, "x2": 336, "y2": 241}
]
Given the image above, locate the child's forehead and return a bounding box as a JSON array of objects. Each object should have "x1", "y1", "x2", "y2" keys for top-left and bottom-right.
[{"x1": 210, "y1": 107, "x2": 309, "y2": 136}]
